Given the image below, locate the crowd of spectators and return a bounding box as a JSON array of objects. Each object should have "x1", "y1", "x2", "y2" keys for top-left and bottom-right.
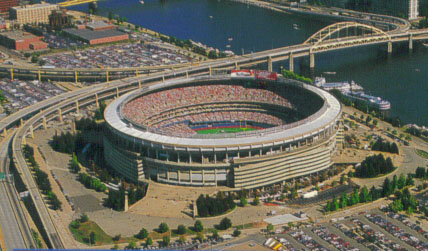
[
  {"x1": 289, "y1": 230, "x2": 328, "y2": 251},
  {"x1": 40, "y1": 43, "x2": 190, "y2": 69},
  {"x1": 123, "y1": 84, "x2": 292, "y2": 131},
  {"x1": 366, "y1": 214, "x2": 428, "y2": 250},
  {"x1": 0, "y1": 78, "x2": 65, "y2": 114}
]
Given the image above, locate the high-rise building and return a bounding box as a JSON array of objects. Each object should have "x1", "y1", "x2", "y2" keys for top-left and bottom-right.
[
  {"x1": 9, "y1": 2, "x2": 59, "y2": 24},
  {"x1": 0, "y1": 0, "x2": 20, "y2": 17},
  {"x1": 370, "y1": 0, "x2": 418, "y2": 20}
]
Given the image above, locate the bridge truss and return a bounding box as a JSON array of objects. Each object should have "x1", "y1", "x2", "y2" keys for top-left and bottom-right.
[{"x1": 304, "y1": 22, "x2": 391, "y2": 52}]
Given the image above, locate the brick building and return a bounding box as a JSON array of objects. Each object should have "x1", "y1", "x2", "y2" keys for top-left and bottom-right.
[
  {"x1": 0, "y1": 31, "x2": 47, "y2": 51},
  {"x1": 10, "y1": 2, "x2": 59, "y2": 24},
  {"x1": 0, "y1": 0, "x2": 20, "y2": 17}
]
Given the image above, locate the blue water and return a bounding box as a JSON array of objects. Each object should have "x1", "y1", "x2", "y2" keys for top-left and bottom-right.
[{"x1": 63, "y1": 0, "x2": 428, "y2": 125}]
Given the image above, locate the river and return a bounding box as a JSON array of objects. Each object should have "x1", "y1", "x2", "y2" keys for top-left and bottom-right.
[{"x1": 66, "y1": 0, "x2": 428, "y2": 126}]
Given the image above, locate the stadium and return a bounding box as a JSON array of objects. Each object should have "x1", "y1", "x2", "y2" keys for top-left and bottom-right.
[{"x1": 103, "y1": 71, "x2": 343, "y2": 189}]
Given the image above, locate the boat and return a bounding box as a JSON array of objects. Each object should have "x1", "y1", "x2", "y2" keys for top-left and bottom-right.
[
  {"x1": 228, "y1": 37, "x2": 233, "y2": 41},
  {"x1": 293, "y1": 24, "x2": 299, "y2": 30},
  {"x1": 140, "y1": 0, "x2": 144, "y2": 4},
  {"x1": 343, "y1": 91, "x2": 391, "y2": 111},
  {"x1": 323, "y1": 71, "x2": 336, "y2": 75},
  {"x1": 209, "y1": 16, "x2": 213, "y2": 19},
  {"x1": 314, "y1": 77, "x2": 364, "y2": 92},
  {"x1": 423, "y1": 43, "x2": 428, "y2": 47},
  {"x1": 226, "y1": 45, "x2": 231, "y2": 48}
]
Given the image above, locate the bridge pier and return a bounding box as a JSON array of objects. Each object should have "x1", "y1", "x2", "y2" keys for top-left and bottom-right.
[
  {"x1": 267, "y1": 56, "x2": 273, "y2": 72},
  {"x1": 387, "y1": 41, "x2": 392, "y2": 54},
  {"x1": 75, "y1": 100, "x2": 79, "y2": 114},
  {"x1": 42, "y1": 116, "x2": 47, "y2": 130},
  {"x1": 95, "y1": 93, "x2": 99, "y2": 108},
  {"x1": 2, "y1": 128, "x2": 6, "y2": 137},
  {"x1": 409, "y1": 35, "x2": 413, "y2": 51},
  {"x1": 289, "y1": 52, "x2": 294, "y2": 72},
  {"x1": 135, "y1": 69, "x2": 138, "y2": 77},
  {"x1": 138, "y1": 80, "x2": 141, "y2": 88},
  {"x1": 38, "y1": 70, "x2": 41, "y2": 82},
  {"x1": 10, "y1": 68, "x2": 13, "y2": 81},
  {"x1": 309, "y1": 52, "x2": 315, "y2": 69},
  {"x1": 186, "y1": 71, "x2": 189, "y2": 78},
  {"x1": 209, "y1": 66, "x2": 212, "y2": 76},
  {"x1": 235, "y1": 62, "x2": 240, "y2": 70},
  {"x1": 116, "y1": 87, "x2": 119, "y2": 98},
  {"x1": 57, "y1": 108, "x2": 63, "y2": 123},
  {"x1": 75, "y1": 71, "x2": 78, "y2": 85},
  {"x1": 162, "y1": 75, "x2": 165, "y2": 82},
  {"x1": 106, "y1": 71, "x2": 109, "y2": 82}
]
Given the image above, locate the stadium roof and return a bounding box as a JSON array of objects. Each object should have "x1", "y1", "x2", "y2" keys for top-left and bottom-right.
[{"x1": 104, "y1": 76, "x2": 341, "y2": 150}]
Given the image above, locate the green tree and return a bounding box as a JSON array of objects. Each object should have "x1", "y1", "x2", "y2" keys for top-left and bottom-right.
[
  {"x1": 398, "y1": 173, "x2": 406, "y2": 189},
  {"x1": 212, "y1": 229, "x2": 219, "y2": 239},
  {"x1": 196, "y1": 232, "x2": 204, "y2": 242},
  {"x1": 80, "y1": 213, "x2": 89, "y2": 223},
  {"x1": 112, "y1": 234, "x2": 121, "y2": 241},
  {"x1": 89, "y1": 231, "x2": 96, "y2": 245},
  {"x1": 359, "y1": 186, "x2": 370, "y2": 203},
  {"x1": 339, "y1": 192, "x2": 347, "y2": 208},
  {"x1": 135, "y1": 228, "x2": 148, "y2": 239},
  {"x1": 179, "y1": 235, "x2": 186, "y2": 244},
  {"x1": 266, "y1": 223, "x2": 274, "y2": 234},
  {"x1": 158, "y1": 222, "x2": 169, "y2": 233},
  {"x1": 177, "y1": 224, "x2": 186, "y2": 235},
  {"x1": 390, "y1": 199, "x2": 403, "y2": 213},
  {"x1": 290, "y1": 188, "x2": 298, "y2": 199},
  {"x1": 240, "y1": 197, "x2": 247, "y2": 207},
  {"x1": 108, "y1": 11, "x2": 113, "y2": 20},
  {"x1": 218, "y1": 217, "x2": 232, "y2": 230},
  {"x1": 253, "y1": 197, "x2": 260, "y2": 205},
  {"x1": 70, "y1": 152, "x2": 80, "y2": 173},
  {"x1": 162, "y1": 236, "x2": 170, "y2": 246},
  {"x1": 331, "y1": 195, "x2": 339, "y2": 211},
  {"x1": 194, "y1": 220, "x2": 203, "y2": 233},
  {"x1": 382, "y1": 177, "x2": 393, "y2": 197},
  {"x1": 145, "y1": 237, "x2": 153, "y2": 246},
  {"x1": 406, "y1": 174, "x2": 414, "y2": 186},
  {"x1": 126, "y1": 241, "x2": 136, "y2": 249},
  {"x1": 233, "y1": 229, "x2": 241, "y2": 237}
]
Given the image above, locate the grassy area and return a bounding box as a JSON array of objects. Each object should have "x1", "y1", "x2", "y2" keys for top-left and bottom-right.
[
  {"x1": 196, "y1": 127, "x2": 256, "y2": 134},
  {"x1": 69, "y1": 221, "x2": 136, "y2": 245},
  {"x1": 416, "y1": 149, "x2": 428, "y2": 159}
]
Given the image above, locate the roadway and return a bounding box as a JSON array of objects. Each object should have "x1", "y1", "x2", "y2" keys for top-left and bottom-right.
[{"x1": 0, "y1": 133, "x2": 35, "y2": 251}]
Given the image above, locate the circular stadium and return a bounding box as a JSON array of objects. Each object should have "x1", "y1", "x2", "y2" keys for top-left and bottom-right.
[{"x1": 103, "y1": 73, "x2": 342, "y2": 189}]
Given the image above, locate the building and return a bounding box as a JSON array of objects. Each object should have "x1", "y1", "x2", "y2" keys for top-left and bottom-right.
[
  {"x1": 371, "y1": 0, "x2": 418, "y2": 20},
  {"x1": 63, "y1": 28, "x2": 128, "y2": 45},
  {"x1": 0, "y1": 0, "x2": 20, "y2": 17},
  {"x1": 0, "y1": 31, "x2": 47, "y2": 50},
  {"x1": 49, "y1": 9, "x2": 73, "y2": 30},
  {"x1": 9, "y1": 2, "x2": 59, "y2": 24},
  {"x1": 103, "y1": 75, "x2": 342, "y2": 189},
  {"x1": 86, "y1": 20, "x2": 115, "y2": 31}
]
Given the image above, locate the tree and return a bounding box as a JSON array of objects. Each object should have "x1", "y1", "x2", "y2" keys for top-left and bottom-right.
[
  {"x1": 359, "y1": 186, "x2": 370, "y2": 203},
  {"x1": 194, "y1": 220, "x2": 204, "y2": 233},
  {"x1": 398, "y1": 173, "x2": 406, "y2": 189},
  {"x1": 135, "y1": 228, "x2": 148, "y2": 239},
  {"x1": 390, "y1": 199, "x2": 403, "y2": 213},
  {"x1": 331, "y1": 195, "x2": 339, "y2": 211},
  {"x1": 339, "y1": 192, "x2": 347, "y2": 208},
  {"x1": 89, "y1": 231, "x2": 96, "y2": 245},
  {"x1": 177, "y1": 224, "x2": 186, "y2": 235},
  {"x1": 266, "y1": 223, "x2": 274, "y2": 234},
  {"x1": 108, "y1": 11, "x2": 113, "y2": 20},
  {"x1": 70, "y1": 153, "x2": 80, "y2": 173},
  {"x1": 80, "y1": 213, "x2": 89, "y2": 223},
  {"x1": 392, "y1": 175, "x2": 399, "y2": 192},
  {"x1": 233, "y1": 229, "x2": 241, "y2": 237},
  {"x1": 240, "y1": 197, "x2": 247, "y2": 207},
  {"x1": 253, "y1": 197, "x2": 260, "y2": 206},
  {"x1": 290, "y1": 188, "x2": 298, "y2": 199},
  {"x1": 112, "y1": 234, "x2": 121, "y2": 241},
  {"x1": 179, "y1": 235, "x2": 186, "y2": 244},
  {"x1": 391, "y1": 143, "x2": 399, "y2": 154},
  {"x1": 162, "y1": 236, "x2": 170, "y2": 246},
  {"x1": 218, "y1": 217, "x2": 232, "y2": 230},
  {"x1": 158, "y1": 222, "x2": 169, "y2": 233},
  {"x1": 70, "y1": 220, "x2": 80, "y2": 229},
  {"x1": 406, "y1": 174, "x2": 414, "y2": 186},
  {"x1": 145, "y1": 237, "x2": 153, "y2": 246},
  {"x1": 416, "y1": 167, "x2": 426, "y2": 178},
  {"x1": 212, "y1": 229, "x2": 219, "y2": 239},
  {"x1": 126, "y1": 241, "x2": 136, "y2": 249},
  {"x1": 382, "y1": 177, "x2": 393, "y2": 197},
  {"x1": 196, "y1": 232, "x2": 204, "y2": 242},
  {"x1": 112, "y1": 244, "x2": 119, "y2": 250}
]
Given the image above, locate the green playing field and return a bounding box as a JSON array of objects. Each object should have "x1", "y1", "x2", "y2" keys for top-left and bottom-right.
[{"x1": 195, "y1": 127, "x2": 256, "y2": 134}]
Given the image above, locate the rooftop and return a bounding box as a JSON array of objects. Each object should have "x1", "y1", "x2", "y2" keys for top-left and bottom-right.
[
  {"x1": 63, "y1": 28, "x2": 127, "y2": 41},
  {"x1": 86, "y1": 20, "x2": 114, "y2": 30},
  {"x1": 0, "y1": 31, "x2": 38, "y2": 40},
  {"x1": 10, "y1": 2, "x2": 58, "y2": 10}
]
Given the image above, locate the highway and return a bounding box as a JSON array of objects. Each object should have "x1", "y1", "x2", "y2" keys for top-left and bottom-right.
[{"x1": 0, "y1": 134, "x2": 35, "y2": 250}]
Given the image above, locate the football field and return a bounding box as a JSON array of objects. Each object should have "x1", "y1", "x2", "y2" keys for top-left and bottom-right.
[{"x1": 195, "y1": 127, "x2": 256, "y2": 134}]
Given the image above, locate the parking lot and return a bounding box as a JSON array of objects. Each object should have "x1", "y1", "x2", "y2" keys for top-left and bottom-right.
[
  {"x1": 40, "y1": 42, "x2": 192, "y2": 69},
  {"x1": 0, "y1": 78, "x2": 65, "y2": 114}
]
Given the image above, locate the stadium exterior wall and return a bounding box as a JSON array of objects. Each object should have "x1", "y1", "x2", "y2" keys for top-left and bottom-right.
[{"x1": 103, "y1": 75, "x2": 343, "y2": 189}]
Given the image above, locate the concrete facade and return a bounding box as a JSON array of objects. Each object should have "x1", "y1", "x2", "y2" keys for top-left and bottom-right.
[{"x1": 10, "y1": 3, "x2": 59, "y2": 24}]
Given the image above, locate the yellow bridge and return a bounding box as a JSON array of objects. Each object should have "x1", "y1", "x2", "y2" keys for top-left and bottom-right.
[{"x1": 58, "y1": 0, "x2": 97, "y2": 7}]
